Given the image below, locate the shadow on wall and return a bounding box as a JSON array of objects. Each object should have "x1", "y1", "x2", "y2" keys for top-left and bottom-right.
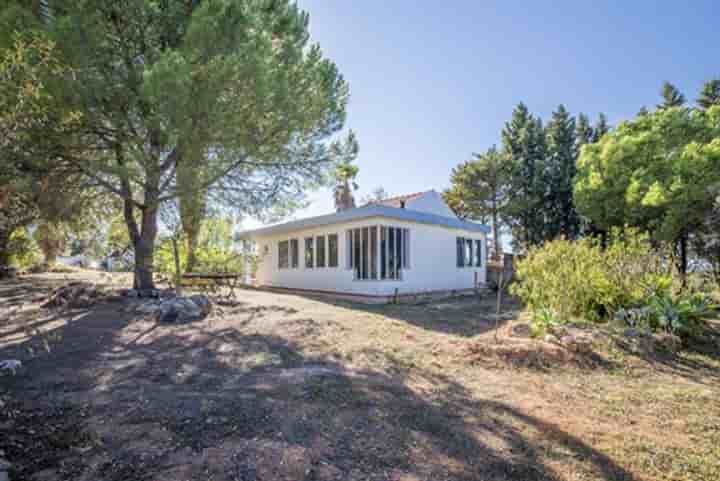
[{"x1": 0, "y1": 282, "x2": 637, "y2": 480}]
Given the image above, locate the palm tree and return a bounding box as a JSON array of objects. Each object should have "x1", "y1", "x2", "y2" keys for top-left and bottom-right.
[{"x1": 333, "y1": 162, "x2": 359, "y2": 212}]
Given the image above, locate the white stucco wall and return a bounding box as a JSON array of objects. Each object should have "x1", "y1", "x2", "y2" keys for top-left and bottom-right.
[{"x1": 251, "y1": 216, "x2": 486, "y2": 296}]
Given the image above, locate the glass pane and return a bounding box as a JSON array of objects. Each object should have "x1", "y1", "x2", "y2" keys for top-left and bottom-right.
[
  {"x1": 354, "y1": 229, "x2": 361, "y2": 279},
  {"x1": 475, "y1": 240, "x2": 482, "y2": 266},
  {"x1": 466, "y1": 239, "x2": 473, "y2": 267},
  {"x1": 290, "y1": 239, "x2": 299, "y2": 268},
  {"x1": 370, "y1": 226, "x2": 378, "y2": 279},
  {"x1": 278, "y1": 240, "x2": 289, "y2": 269},
  {"x1": 328, "y1": 234, "x2": 338, "y2": 267},
  {"x1": 388, "y1": 227, "x2": 395, "y2": 279},
  {"x1": 305, "y1": 237, "x2": 314, "y2": 268},
  {"x1": 395, "y1": 228, "x2": 402, "y2": 278},
  {"x1": 381, "y1": 227, "x2": 387, "y2": 279},
  {"x1": 316, "y1": 235, "x2": 326, "y2": 268},
  {"x1": 457, "y1": 238, "x2": 464, "y2": 267}
]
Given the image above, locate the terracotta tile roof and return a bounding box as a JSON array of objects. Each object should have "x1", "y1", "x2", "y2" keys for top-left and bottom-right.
[{"x1": 363, "y1": 190, "x2": 434, "y2": 206}]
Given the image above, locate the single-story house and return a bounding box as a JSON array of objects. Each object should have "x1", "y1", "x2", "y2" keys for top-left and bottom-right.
[{"x1": 238, "y1": 190, "x2": 491, "y2": 302}]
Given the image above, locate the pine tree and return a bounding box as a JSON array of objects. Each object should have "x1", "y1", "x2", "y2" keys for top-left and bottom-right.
[
  {"x1": 576, "y1": 113, "x2": 593, "y2": 146},
  {"x1": 501, "y1": 103, "x2": 547, "y2": 251},
  {"x1": 698, "y1": 79, "x2": 720, "y2": 109},
  {"x1": 658, "y1": 81, "x2": 686, "y2": 108},
  {"x1": 444, "y1": 146, "x2": 509, "y2": 259},
  {"x1": 592, "y1": 113, "x2": 610, "y2": 142},
  {"x1": 545, "y1": 105, "x2": 580, "y2": 240}
]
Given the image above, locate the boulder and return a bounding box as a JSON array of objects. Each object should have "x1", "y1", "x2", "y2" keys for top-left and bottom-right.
[{"x1": 155, "y1": 295, "x2": 211, "y2": 323}]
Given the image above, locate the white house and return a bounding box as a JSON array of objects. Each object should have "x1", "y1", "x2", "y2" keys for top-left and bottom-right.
[{"x1": 238, "y1": 190, "x2": 490, "y2": 302}]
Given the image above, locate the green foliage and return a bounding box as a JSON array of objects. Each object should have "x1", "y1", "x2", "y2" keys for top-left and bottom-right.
[
  {"x1": 530, "y1": 307, "x2": 563, "y2": 338},
  {"x1": 658, "y1": 81, "x2": 686, "y2": 108},
  {"x1": 616, "y1": 292, "x2": 715, "y2": 337},
  {"x1": 575, "y1": 106, "x2": 720, "y2": 269},
  {"x1": 155, "y1": 217, "x2": 250, "y2": 275},
  {"x1": 444, "y1": 146, "x2": 508, "y2": 258},
  {"x1": 698, "y1": 79, "x2": 720, "y2": 110},
  {"x1": 512, "y1": 233, "x2": 671, "y2": 325},
  {"x1": 7, "y1": 227, "x2": 42, "y2": 269}
]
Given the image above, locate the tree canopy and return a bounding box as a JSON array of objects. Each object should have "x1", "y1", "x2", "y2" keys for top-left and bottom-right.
[{"x1": 1, "y1": 0, "x2": 354, "y2": 289}]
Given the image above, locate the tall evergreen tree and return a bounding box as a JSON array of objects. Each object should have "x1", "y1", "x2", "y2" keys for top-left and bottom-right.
[
  {"x1": 658, "y1": 81, "x2": 686, "y2": 108},
  {"x1": 501, "y1": 103, "x2": 547, "y2": 251},
  {"x1": 698, "y1": 78, "x2": 720, "y2": 109},
  {"x1": 592, "y1": 113, "x2": 610, "y2": 143},
  {"x1": 545, "y1": 105, "x2": 580, "y2": 240},
  {"x1": 575, "y1": 113, "x2": 593, "y2": 147},
  {"x1": 444, "y1": 146, "x2": 508, "y2": 260}
]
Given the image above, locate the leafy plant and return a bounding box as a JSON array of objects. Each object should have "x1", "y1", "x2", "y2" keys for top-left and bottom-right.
[
  {"x1": 531, "y1": 307, "x2": 563, "y2": 338},
  {"x1": 512, "y1": 232, "x2": 670, "y2": 327},
  {"x1": 647, "y1": 293, "x2": 714, "y2": 337}
]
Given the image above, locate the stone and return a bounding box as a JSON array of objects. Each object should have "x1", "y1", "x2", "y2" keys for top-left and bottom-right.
[
  {"x1": 653, "y1": 333, "x2": 682, "y2": 353},
  {"x1": 135, "y1": 302, "x2": 162, "y2": 315},
  {"x1": 156, "y1": 295, "x2": 211, "y2": 323},
  {"x1": 0, "y1": 360, "x2": 22, "y2": 375},
  {"x1": 559, "y1": 334, "x2": 593, "y2": 354},
  {"x1": 510, "y1": 323, "x2": 533, "y2": 338}
]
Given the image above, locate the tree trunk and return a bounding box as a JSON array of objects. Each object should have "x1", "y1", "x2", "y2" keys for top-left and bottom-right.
[
  {"x1": 491, "y1": 201, "x2": 501, "y2": 262},
  {"x1": 674, "y1": 232, "x2": 689, "y2": 289},
  {"x1": 172, "y1": 237, "x2": 182, "y2": 296},
  {"x1": 0, "y1": 228, "x2": 11, "y2": 273},
  {"x1": 132, "y1": 204, "x2": 158, "y2": 291}
]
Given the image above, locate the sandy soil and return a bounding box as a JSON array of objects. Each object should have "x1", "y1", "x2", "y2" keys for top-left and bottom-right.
[{"x1": 1, "y1": 271, "x2": 719, "y2": 480}]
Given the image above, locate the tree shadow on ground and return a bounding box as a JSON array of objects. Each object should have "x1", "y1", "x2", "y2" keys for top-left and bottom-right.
[
  {"x1": 1, "y1": 294, "x2": 639, "y2": 481},
  {"x1": 266, "y1": 288, "x2": 524, "y2": 338}
]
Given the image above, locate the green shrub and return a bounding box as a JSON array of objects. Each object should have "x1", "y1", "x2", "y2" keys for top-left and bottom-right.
[
  {"x1": 155, "y1": 217, "x2": 254, "y2": 276},
  {"x1": 512, "y1": 232, "x2": 671, "y2": 326},
  {"x1": 7, "y1": 228, "x2": 43, "y2": 269},
  {"x1": 646, "y1": 292, "x2": 714, "y2": 337}
]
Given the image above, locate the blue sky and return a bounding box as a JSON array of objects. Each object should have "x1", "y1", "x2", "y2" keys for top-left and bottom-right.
[{"x1": 247, "y1": 0, "x2": 719, "y2": 228}]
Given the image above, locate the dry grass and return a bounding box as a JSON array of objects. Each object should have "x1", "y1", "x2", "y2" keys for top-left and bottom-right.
[{"x1": 1, "y1": 271, "x2": 719, "y2": 480}]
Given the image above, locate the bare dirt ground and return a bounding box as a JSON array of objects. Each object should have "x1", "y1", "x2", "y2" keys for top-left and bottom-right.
[{"x1": 1, "y1": 271, "x2": 719, "y2": 481}]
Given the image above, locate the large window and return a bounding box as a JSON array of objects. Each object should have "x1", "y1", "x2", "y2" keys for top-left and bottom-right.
[
  {"x1": 457, "y1": 236, "x2": 481, "y2": 268},
  {"x1": 328, "y1": 234, "x2": 338, "y2": 267},
  {"x1": 348, "y1": 226, "x2": 408, "y2": 280},
  {"x1": 316, "y1": 235, "x2": 326, "y2": 268},
  {"x1": 305, "y1": 237, "x2": 314, "y2": 268},
  {"x1": 290, "y1": 239, "x2": 299, "y2": 268},
  {"x1": 278, "y1": 240, "x2": 289, "y2": 269},
  {"x1": 279, "y1": 239, "x2": 299, "y2": 269}
]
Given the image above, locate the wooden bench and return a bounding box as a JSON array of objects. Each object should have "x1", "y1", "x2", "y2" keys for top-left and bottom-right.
[{"x1": 180, "y1": 273, "x2": 244, "y2": 298}]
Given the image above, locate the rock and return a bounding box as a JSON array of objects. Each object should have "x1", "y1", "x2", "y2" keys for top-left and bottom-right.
[
  {"x1": 623, "y1": 327, "x2": 650, "y2": 339},
  {"x1": 653, "y1": 333, "x2": 682, "y2": 353},
  {"x1": 559, "y1": 334, "x2": 593, "y2": 354},
  {"x1": 510, "y1": 323, "x2": 532, "y2": 338},
  {"x1": 135, "y1": 302, "x2": 162, "y2": 315},
  {"x1": 189, "y1": 294, "x2": 212, "y2": 316},
  {"x1": 0, "y1": 360, "x2": 22, "y2": 375},
  {"x1": 126, "y1": 289, "x2": 140, "y2": 298},
  {"x1": 156, "y1": 295, "x2": 211, "y2": 323}
]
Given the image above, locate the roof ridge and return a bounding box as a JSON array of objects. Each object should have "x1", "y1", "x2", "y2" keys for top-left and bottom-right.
[{"x1": 365, "y1": 189, "x2": 433, "y2": 206}]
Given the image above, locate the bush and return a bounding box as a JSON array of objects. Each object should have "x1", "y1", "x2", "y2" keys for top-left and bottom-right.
[
  {"x1": 512, "y1": 232, "x2": 671, "y2": 326},
  {"x1": 155, "y1": 217, "x2": 254, "y2": 276},
  {"x1": 7, "y1": 228, "x2": 43, "y2": 269}
]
